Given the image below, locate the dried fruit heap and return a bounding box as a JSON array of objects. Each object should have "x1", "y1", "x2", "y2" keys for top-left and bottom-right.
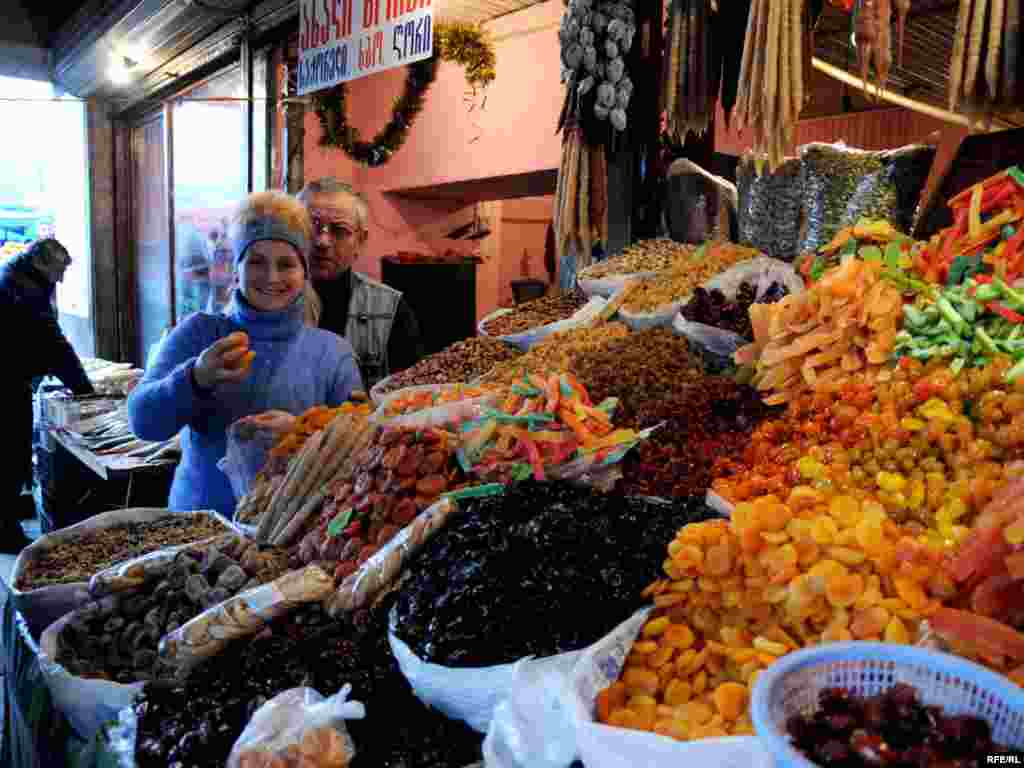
[
  {"x1": 570, "y1": 327, "x2": 703, "y2": 427},
  {"x1": 134, "y1": 595, "x2": 483, "y2": 768},
  {"x1": 787, "y1": 684, "x2": 1024, "y2": 767},
  {"x1": 597, "y1": 487, "x2": 950, "y2": 739},
  {"x1": 620, "y1": 378, "x2": 773, "y2": 499},
  {"x1": 736, "y1": 258, "x2": 904, "y2": 405},
  {"x1": 300, "y1": 425, "x2": 466, "y2": 583},
  {"x1": 394, "y1": 482, "x2": 717, "y2": 667},
  {"x1": 679, "y1": 280, "x2": 789, "y2": 338},
  {"x1": 713, "y1": 357, "x2": 1024, "y2": 541}
]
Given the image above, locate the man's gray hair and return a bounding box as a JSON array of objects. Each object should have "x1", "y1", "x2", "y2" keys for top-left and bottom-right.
[{"x1": 298, "y1": 177, "x2": 369, "y2": 232}]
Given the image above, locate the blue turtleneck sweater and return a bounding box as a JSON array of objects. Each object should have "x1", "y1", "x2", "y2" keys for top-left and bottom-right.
[{"x1": 128, "y1": 291, "x2": 363, "y2": 517}]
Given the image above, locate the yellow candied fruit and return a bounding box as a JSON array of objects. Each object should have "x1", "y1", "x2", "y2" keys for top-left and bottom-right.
[
  {"x1": 907, "y1": 479, "x2": 926, "y2": 511},
  {"x1": 811, "y1": 517, "x2": 840, "y2": 545},
  {"x1": 885, "y1": 616, "x2": 911, "y2": 644},
  {"x1": 919, "y1": 398, "x2": 954, "y2": 422},
  {"x1": 829, "y1": 495, "x2": 862, "y2": 528},
  {"x1": 900, "y1": 417, "x2": 925, "y2": 431},
  {"x1": 633, "y1": 641, "x2": 659, "y2": 655},
  {"x1": 797, "y1": 457, "x2": 827, "y2": 480},
  {"x1": 687, "y1": 700, "x2": 714, "y2": 726},
  {"x1": 1006, "y1": 518, "x2": 1024, "y2": 547},
  {"x1": 876, "y1": 471, "x2": 907, "y2": 493},
  {"x1": 752, "y1": 637, "x2": 788, "y2": 656},
  {"x1": 826, "y1": 572, "x2": 865, "y2": 608},
  {"x1": 653, "y1": 718, "x2": 689, "y2": 741},
  {"x1": 643, "y1": 617, "x2": 671, "y2": 638},
  {"x1": 788, "y1": 486, "x2": 825, "y2": 509}
]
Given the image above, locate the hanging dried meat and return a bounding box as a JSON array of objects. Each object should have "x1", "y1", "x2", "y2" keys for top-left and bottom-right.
[
  {"x1": 855, "y1": 0, "x2": 893, "y2": 97},
  {"x1": 949, "y1": 0, "x2": 1022, "y2": 117},
  {"x1": 733, "y1": 0, "x2": 808, "y2": 172},
  {"x1": 554, "y1": 126, "x2": 609, "y2": 278}
]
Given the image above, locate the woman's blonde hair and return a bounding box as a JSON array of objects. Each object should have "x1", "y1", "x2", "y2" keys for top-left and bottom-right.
[{"x1": 230, "y1": 191, "x2": 313, "y2": 247}]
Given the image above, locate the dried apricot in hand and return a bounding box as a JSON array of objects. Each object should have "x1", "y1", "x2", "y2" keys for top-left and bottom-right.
[{"x1": 712, "y1": 682, "x2": 749, "y2": 721}]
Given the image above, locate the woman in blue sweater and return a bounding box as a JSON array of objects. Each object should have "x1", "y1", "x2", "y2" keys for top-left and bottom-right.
[{"x1": 128, "y1": 191, "x2": 363, "y2": 517}]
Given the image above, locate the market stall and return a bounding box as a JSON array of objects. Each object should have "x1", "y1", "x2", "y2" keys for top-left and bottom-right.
[
  {"x1": 7, "y1": 0, "x2": 1024, "y2": 764},
  {"x1": 33, "y1": 361, "x2": 177, "y2": 533}
]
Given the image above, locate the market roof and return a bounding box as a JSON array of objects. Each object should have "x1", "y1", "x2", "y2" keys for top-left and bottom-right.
[{"x1": 812, "y1": 0, "x2": 1024, "y2": 129}]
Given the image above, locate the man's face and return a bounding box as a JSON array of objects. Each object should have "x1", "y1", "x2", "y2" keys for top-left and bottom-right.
[{"x1": 304, "y1": 192, "x2": 367, "y2": 282}]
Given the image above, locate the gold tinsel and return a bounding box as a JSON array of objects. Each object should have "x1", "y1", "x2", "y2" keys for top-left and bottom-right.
[{"x1": 435, "y1": 21, "x2": 497, "y2": 92}]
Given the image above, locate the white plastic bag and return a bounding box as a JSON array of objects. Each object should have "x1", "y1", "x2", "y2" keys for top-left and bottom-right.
[
  {"x1": 478, "y1": 295, "x2": 610, "y2": 351},
  {"x1": 227, "y1": 684, "x2": 365, "y2": 768},
  {"x1": 39, "y1": 608, "x2": 146, "y2": 742},
  {"x1": 618, "y1": 298, "x2": 690, "y2": 331},
  {"x1": 370, "y1": 384, "x2": 500, "y2": 426},
  {"x1": 673, "y1": 257, "x2": 804, "y2": 367},
  {"x1": 220, "y1": 412, "x2": 297, "y2": 499},
  {"x1": 389, "y1": 617, "x2": 581, "y2": 735},
  {"x1": 577, "y1": 271, "x2": 659, "y2": 298},
  {"x1": 483, "y1": 607, "x2": 775, "y2": 768}
]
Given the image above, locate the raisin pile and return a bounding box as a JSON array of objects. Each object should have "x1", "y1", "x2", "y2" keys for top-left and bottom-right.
[
  {"x1": 786, "y1": 683, "x2": 1024, "y2": 767},
  {"x1": 134, "y1": 596, "x2": 482, "y2": 768},
  {"x1": 394, "y1": 481, "x2": 717, "y2": 667}
]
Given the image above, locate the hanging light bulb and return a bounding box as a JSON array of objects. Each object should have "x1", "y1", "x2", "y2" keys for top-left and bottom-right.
[{"x1": 109, "y1": 57, "x2": 133, "y2": 85}]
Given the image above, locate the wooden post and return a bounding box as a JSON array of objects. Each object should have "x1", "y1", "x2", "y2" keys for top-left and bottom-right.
[{"x1": 86, "y1": 99, "x2": 120, "y2": 361}]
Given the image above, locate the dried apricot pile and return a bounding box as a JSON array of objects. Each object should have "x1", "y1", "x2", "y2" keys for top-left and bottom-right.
[
  {"x1": 736, "y1": 259, "x2": 903, "y2": 405},
  {"x1": 596, "y1": 488, "x2": 950, "y2": 740}
]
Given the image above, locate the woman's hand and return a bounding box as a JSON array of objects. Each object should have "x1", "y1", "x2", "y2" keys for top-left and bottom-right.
[
  {"x1": 193, "y1": 332, "x2": 254, "y2": 390},
  {"x1": 233, "y1": 410, "x2": 296, "y2": 439}
]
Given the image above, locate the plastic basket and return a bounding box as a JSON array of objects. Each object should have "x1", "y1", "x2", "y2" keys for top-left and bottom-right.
[{"x1": 751, "y1": 642, "x2": 1024, "y2": 768}]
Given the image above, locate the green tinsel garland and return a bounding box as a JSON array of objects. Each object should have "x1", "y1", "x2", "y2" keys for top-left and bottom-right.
[{"x1": 313, "y1": 22, "x2": 496, "y2": 167}]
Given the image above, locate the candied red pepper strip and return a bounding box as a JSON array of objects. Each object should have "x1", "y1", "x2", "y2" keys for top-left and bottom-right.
[
  {"x1": 930, "y1": 606, "x2": 1024, "y2": 660},
  {"x1": 992, "y1": 303, "x2": 1024, "y2": 323}
]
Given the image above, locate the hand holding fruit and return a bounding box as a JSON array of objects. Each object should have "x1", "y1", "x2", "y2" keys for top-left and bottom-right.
[{"x1": 194, "y1": 332, "x2": 255, "y2": 390}]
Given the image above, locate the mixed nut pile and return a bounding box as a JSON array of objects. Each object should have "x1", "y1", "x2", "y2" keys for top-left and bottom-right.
[
  {"x1": 481, "y1": 290, "x2": 589, "y2": 336},
  {"x1": 376, "y1": 337, "x2": 521, "y2": 394},
  {"x1": 56, "y1": 538, "x2": 290, "y2": 682},
  {"x1": 17, "y1": 515, "x2": 230, "y2": 590},
  {"x1": 579, "y1": 238, "x2": 694, "y2": 279}
]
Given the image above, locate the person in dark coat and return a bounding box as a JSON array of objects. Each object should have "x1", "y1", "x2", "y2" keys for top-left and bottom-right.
[{"x1": 0, "y1": 239, "x2": 94, "y2": 552}]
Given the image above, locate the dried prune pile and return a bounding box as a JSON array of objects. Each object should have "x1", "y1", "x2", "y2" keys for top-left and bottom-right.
[
  {"x1": 786, "y1": 683, "x2": 1024, "y2": 767},
  {"x1": 679, "y1": 280, "x2": 789, "y2": 339},
  {"x1": 393, "y1": 481, "x2": 717, "y2": 667},
  {"x1": 134, "y1": 595, "x2": 482, "y2": 768},
  {"x1": 620, "y1": 378, "x2": 773, "y2": 498}
]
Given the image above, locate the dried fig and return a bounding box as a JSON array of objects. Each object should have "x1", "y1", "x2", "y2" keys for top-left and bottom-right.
[
  {"x1": 391, "y1": 499, "x2": 418, "y2": 526},
  {"x1": 421, "y1": 451, "x2": 447, "y2": 474},
  {"x1": 382, "y1": 444, "x2": 406, "y2": 470},
  {"x1": 416, "y1": 475, "x2": 448, "y2": 497}
]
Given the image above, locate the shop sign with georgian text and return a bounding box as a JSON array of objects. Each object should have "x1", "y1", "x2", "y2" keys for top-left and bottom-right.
[{"x1": 297, "y1": 0, "x2": 433, "y2": 94}]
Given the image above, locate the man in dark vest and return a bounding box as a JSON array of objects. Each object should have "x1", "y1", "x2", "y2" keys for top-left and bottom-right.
[
  {"x1": 0, "y1": 239, "x2": 94, "y2": 552},
  {"x1": 299, "y1": 178, "x2": 424, "y2": 386}
]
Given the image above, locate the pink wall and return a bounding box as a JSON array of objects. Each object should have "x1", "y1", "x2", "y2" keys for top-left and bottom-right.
[
  {"x1": 497, "y1": 196, "x2": 554, "y2": 307},
  {"x1": 304, "y1": 0, "x2": 564, "y2": 285}
]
